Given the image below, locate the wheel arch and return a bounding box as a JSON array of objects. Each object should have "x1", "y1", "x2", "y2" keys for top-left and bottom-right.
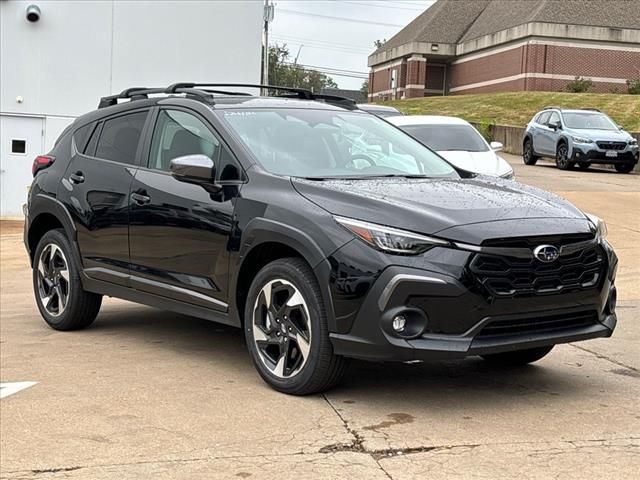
[
  {"x1": 230, "y1": 218, "x2": 336, "y2": 331},
  {"x1": 27, "y1": 195, "x2": 78, "y2": 265}
]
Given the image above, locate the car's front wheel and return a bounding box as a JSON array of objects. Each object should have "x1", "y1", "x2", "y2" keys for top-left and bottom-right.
[
  {"x1": 555, "y1": 143, "x2": 574, "y2": 170},
  {"x1": 244, "y1": 258, "x2": 349, "y2": 395},
  {"x1": 614, "y1": 162, "x2": 635, "y2": 174},
  {"x1": 522, "y1": 139, "x2": 538, "y2": 165},
  {"x1": 481, "y1": 345, "x2": 554, "y2": 366},
  {"x1": 33, "y1": 229, "x2": 102, "y2": 331}
]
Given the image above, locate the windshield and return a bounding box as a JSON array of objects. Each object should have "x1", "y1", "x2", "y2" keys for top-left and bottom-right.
[
  {"x1": 562, "y1": 112, "x2": 617, "y2": 130},
  {"x1": 399, "y1": 124, "x2": 489, "y2": 152},
  {"x1": 219, "y1": 109, "x2": 457, "y2": 179}
]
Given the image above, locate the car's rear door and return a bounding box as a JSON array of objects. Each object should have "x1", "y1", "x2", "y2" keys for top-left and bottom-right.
[
  {"x1": 128, "y1": 107, "x2": 244, "y2": 311},
  {"x1": 58, "y1": 109, "x2": 151, "y2": 286}
]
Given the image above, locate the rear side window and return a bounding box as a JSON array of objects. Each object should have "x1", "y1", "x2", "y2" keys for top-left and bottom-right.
[
  {"x1": 94, "y1": 111, "x2": 148, "y2": 165},
  {"x1": 73, "y1": 122, "x2": 97, "y2": 153}
]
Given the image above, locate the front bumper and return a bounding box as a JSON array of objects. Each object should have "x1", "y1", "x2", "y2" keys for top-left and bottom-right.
[
  {"x1": 571, "y1": 145, "x2": 639, "y2": 165},
  {"x1": 329, "y1": 242, "x2": 618, "y2": 362}
]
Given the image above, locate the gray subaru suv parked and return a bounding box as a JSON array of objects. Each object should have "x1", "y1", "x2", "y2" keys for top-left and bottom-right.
[{"x1": 522, "y1": 107, "x2": 638, "y2": 173}]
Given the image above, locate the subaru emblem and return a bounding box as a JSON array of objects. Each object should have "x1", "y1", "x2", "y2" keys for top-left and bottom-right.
[{"x1": 533, "y1": 244, "x2": 560, "y2": 263}]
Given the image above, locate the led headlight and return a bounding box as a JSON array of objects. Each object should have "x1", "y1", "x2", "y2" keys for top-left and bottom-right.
[
  {"x1": 629, "y1": 138, "x2": 638, "y2": 146},
  {"x1": 585, "y1": 213, "x2": 607, "y2": 240},
  {"x1": 572, "y1": 136, "x2": 593, "y2": 144},
  {"x1": 500, "y1": 169, "x2": 515, "y2": 179},
  {"x1": 334, "y1": 216, "x2": 450, "y2": 255}
]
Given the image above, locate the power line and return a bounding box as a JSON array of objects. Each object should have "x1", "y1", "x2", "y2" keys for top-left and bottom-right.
[
  {"x1": 343, "y1": 1, "x2": 425, "y2": 11},
  {"x1": 272, "y1": 34, "x2": 373, "y2": 52},
  {"x1": 278, "y1": 9, "x2": 405, "y2": 27},
  {"x1": 272, "y1": 37, "x2": 372, "y2": 56}
]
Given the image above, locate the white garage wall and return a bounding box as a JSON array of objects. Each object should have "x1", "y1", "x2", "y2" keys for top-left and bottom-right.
[{"x1": 0, "y1": 0, "x2": 263, "y2": 217}]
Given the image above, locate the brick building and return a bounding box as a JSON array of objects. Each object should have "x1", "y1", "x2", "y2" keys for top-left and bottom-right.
[{"x1": 368, "y1": 0, "x2": 640, "y2": 99}]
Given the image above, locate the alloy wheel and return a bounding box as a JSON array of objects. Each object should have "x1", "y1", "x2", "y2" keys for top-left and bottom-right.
[
  {"x1": 252, "y1": 279, "x2": 312, "y2": 378},
  {"x1": 36, "y1": 243, "x2": 70, "y2": 317},
  {"x1": 557, "y1": 145, "x2": 570, "y2": 168}
]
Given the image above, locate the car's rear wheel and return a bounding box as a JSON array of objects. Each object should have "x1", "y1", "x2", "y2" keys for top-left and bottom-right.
[
  {"x1": 244, "y1": 258, "x2": 349, "y2": 395},
  {"x1": 33, "y1": 229, "x2": 102, "y2": 331},
  {"x1": 481, "y1": 345, "x2": 554, "y2": 366},
  {"x1": 614, "y1": 162, "x2": 635, "y2": 174},
  {"x1": 522, "y1": 139, "x2": 538, "y2": 165},
  {"x1": 555, "y1": 143, "x2": 574, "y2": 170},
  {"x1": 578, "y1": 162, "x2": 590, "y2": 170}
]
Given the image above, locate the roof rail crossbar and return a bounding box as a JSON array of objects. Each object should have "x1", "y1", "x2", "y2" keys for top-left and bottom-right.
[
  {"x1": 98, "y1": 87, "x2": 166, "y2": 108},
  {"x1": 166, "y1": 83, "x2": 315, "y2": 100}
]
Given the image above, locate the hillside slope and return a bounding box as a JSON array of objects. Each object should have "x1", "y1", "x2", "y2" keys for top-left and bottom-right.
[{"x1": 383, "y1": 92, "x2": 640, "y2": 131}]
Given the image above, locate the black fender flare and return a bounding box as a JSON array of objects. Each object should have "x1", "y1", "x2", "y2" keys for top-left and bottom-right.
[
  {"x1": 229, "y1": 217, "x2": 338, "y2": 331},
  {"x1": 27, "y1": 194, "x2": 82, "y2": 269}
]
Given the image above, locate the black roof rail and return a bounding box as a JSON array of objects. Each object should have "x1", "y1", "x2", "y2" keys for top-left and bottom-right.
[
  {"x1": 582, "y1": 107, "x2": 601, "y2": 112},
  {"x1": 165, "y1": 83, "x2": 357, "y2": 109},
  {"x1": 543, "y1": 105, "x2": 563, "y2": 110},
  {"x1": 99, "y1": 83, "x2": 358, "y2": 110}
]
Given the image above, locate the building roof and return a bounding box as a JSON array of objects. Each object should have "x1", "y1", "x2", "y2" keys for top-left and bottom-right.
[{"x1": 372, "y1": 0, "x2": 640, "y2": 57}]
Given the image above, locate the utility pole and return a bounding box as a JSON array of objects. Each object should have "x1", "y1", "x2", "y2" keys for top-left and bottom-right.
[{"x1": 262, "y1": 0, "x2": 275, "y2": 94}]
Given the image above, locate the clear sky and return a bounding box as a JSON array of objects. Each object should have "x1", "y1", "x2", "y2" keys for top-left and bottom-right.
[{"x1": 269, "y1": 0, "x2": 435, "y2": 90}]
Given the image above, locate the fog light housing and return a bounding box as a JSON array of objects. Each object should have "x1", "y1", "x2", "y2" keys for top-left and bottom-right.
[{"x1": 392, "y1": 315, "x2": 407, "y2": 332}]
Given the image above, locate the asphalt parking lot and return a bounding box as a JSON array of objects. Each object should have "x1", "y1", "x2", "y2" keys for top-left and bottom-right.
[{"x1": 1, "y1": 154, "x2": 639, "y2": 479}]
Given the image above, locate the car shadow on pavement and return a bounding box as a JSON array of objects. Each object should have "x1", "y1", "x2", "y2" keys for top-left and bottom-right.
[{"x1": 84, "y1": 305, "x2": 598, "y2": 404}]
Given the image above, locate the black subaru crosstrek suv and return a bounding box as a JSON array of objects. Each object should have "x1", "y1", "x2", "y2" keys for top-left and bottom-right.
[{"x1": 25, "y1": 84, "x2": 618, "y2": 395}]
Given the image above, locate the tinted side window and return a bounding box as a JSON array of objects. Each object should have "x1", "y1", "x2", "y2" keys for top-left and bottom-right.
[
  {"x1": 74, "y1": 122, "x2": 97, "y2": 153},
  {"x1": 94, "y1": 111, "x2": 148, "y2": 164},
  {"x1": 149, "y1": 109, "x2": 242, "y2": 181}
]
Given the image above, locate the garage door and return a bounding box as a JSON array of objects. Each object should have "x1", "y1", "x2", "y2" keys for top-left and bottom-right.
[{"x1": 0, "y1": 115, "x2": 44, "y2": 218}]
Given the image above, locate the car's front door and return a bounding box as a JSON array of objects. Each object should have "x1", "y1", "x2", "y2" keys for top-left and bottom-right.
[
  {"x1": 531, "y1": 112, "x2": 551, "y2": 155},
  {"x1": 128, "y1": 108, "x2": 243, "y2": 311},
  {"x1": 59, "y1": 109, "x2": 150, "y2": 286}
]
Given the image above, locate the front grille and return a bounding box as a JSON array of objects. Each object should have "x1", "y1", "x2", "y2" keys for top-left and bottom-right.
[
  {"x1": 477, "y1": 310, "x2": 598, "y2": 339},
  {"x1": 469, "y1": 243, "x2": 605, "y2": 297},
  {"x1": 596, "y1": 141, "x2": 627, "y2": 151}
]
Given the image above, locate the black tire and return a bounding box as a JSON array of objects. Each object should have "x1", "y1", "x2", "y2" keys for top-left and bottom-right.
[
  {"x1": 244, "y1": 257, "x2": 349, "y2": 395},
  {"x1": 555, "y1": 143, "x2": 574, "y2": 170},
  {"x1": 578, "y1": 162, "x2": 590, "y2": 170},
  {"x1": 522, "y1": 139, "x2": 539, "y2": 165},
  {"x1": 614, "y1": 162, "x2": 635, "y2": 174},
  {"x1": 481, "y1": 345, "x2": 554, "y2": 366},
  {"x1": 33, "y1": 229, "x2": 102, "y2": 331}
]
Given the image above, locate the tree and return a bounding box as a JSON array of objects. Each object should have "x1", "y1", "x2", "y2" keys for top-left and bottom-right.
[
  {"x1": 373, "y1": 39, "x2": 387, "y2": 49},
  {"x1": 360, "y1": 80, "x2": 369, "y2": 97},
  {"x1": 268, "y1": 44, "x2": 338, "y2": 91}
]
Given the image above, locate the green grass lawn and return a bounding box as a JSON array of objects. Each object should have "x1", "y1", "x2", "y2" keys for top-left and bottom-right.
[{"x1": 382, "y1": 92, "x2": 640, "y2": 131}]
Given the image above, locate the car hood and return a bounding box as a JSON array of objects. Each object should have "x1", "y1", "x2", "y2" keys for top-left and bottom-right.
[
  {"x1": 292, "y1": 176, "x2": 587, "y2": 238},
  {"x1": 568, "y1": 127, "x2": 632, "y2": 141},
  {"x1": 436, "y1": 150, "x2": 512, "y2": 176}
]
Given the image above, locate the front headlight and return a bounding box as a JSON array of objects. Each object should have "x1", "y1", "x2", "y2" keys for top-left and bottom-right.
[
  {"x1": 572, "y1": 135, "x2": 593, "y2": 144},
  {"x1": 500, "y1": 169, "x2": 515, "y2": 179},
  {"x1": 334, "y1": 216, "x2": 450, "y2": 255},
  {"x1": 629, "y1": 138, "x2": 638, "y2": 146},
  {"x1": 585, "y1": 213, "x2": 607, "y2": 240}
]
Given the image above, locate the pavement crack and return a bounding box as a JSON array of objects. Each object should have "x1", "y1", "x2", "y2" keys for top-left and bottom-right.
[
  {"x1": 319, "y1": 393, "x2": 365, "y2": 454},
  {"x1": 570, "y1": 344, "x2": 639, "y2": 372}
]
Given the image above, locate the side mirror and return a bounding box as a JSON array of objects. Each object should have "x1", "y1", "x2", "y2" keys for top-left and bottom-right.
[
  {"x1": 618, "y1": 125, "x2": 625, "y2": 131},
  {"x1": 549, "y1": 121, "x2": 562, "y2": 131},
  {"x1": 490, "y1": 141, "x2": 503, "y2": 152},
  {"x1": 169, "y1": 154, "x2": 215, "y2": 184}
]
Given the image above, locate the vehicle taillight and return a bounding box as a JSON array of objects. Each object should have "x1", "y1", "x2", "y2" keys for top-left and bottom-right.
[{"x1": 32, "y1": 155, "x2": 55, "y2": 176}]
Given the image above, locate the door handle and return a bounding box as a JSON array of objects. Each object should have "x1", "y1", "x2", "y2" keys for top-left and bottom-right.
[
  {"x1": 69, "y1": 172, "x2": 85, "y2": 184},
  {"x1": 131, "y1": 192, "x2": 151, "y2": 205}
]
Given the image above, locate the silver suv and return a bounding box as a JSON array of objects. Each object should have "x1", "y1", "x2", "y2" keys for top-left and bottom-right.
[{"x1": 522, "y1": 107, "x2": 638, "y2": 173}]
